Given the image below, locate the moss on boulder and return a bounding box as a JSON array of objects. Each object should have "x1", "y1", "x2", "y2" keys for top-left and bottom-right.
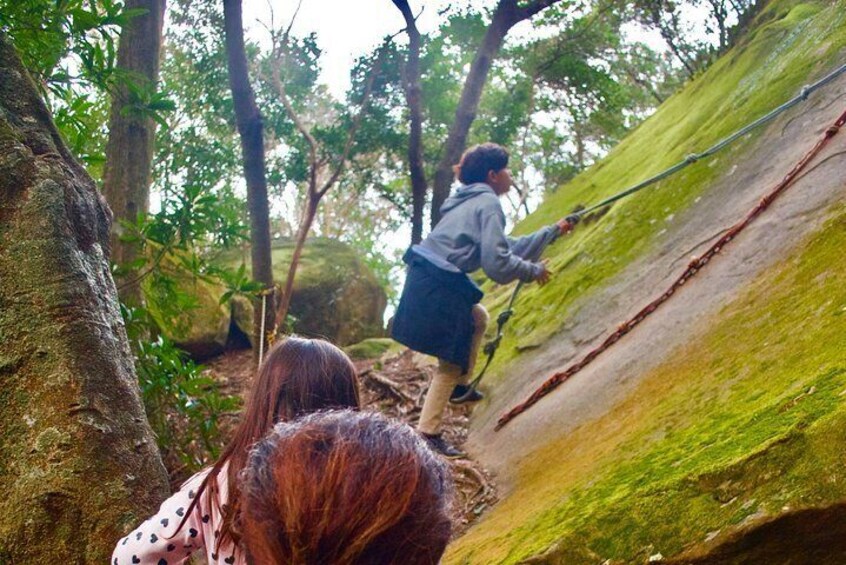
[
  {"x1": 221, "y1": 238, "x2": 387, "y2": 346},
  {"x1": 147, "y1": 238, "x2": 387, "y2": 357},
  {"x1": 450, "y1": 205, "x2": 846, "y2": 564},
  {"x1": 344, "y1": 338, "x2": 404, "y2": 361},
  {"x1": 142, "y1": 252, "x2": 231, "y2": 359}
]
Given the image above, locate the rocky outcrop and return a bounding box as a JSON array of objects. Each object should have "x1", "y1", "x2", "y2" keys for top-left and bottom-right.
[
  {"x1": 142, "y1": 252, "x2": 231, "y2": 359},
  {"x1": 224, "y1": 238, "x2": 387, "y2": 346},
  {"x1": 145, "y1": 237, "x2": 386, "y2": 358},
  {"x1": 446, "y1": 1, "x2": 846, "y2": 563}
]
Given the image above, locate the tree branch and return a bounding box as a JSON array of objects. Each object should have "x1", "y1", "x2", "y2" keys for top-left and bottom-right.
[
  {"x1": 518, "y1": 0, "x2": 564, "y2": 20},
  {"x1": 318, "y1": 39, "x2": 391, "y2": 198},
  {"x1": 268, "y1": 29, "x2": 320, "y2": 194}
]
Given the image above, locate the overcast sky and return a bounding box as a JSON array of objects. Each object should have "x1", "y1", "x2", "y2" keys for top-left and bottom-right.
[{"x1": 240, "y1": 0, "x2": 537, "y2": 98}]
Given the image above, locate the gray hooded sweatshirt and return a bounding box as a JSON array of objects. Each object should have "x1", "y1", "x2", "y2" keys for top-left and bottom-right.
[{"x1": 413, "y1": 183, "x2": 559, "y2": 284}]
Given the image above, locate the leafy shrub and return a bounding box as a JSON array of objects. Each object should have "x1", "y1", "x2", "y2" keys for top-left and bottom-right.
[{"x1": 124, "y1": 304, "x2": 240, "y2": 478}]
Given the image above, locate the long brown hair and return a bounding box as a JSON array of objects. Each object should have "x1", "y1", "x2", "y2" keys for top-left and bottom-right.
[
  {"x1": 178, "y1": 336, "x2": 360, "y2": 550},
  {"x1": 239, "y1": 410, "x2": 453, "y2": 565}
]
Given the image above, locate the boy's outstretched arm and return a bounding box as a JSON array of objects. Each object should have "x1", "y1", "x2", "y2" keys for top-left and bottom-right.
[
  {"x1": 507, "y1": 224, "x2": 559, "y2": 261},
  {"x1": 479, "y1": 209, "x2": 547, "y2": 284}
]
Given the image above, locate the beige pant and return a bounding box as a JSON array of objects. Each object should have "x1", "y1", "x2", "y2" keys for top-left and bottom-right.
[{"x1": 418, "y1": 304, "x2": 489, "y2": 435}]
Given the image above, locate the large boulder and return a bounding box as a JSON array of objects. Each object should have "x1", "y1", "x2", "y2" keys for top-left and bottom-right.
[
  {"x1": 223, "y1": 237, "x2": 387, "y2": 346},
  {"x1": 446, "y1": 2, "x2": 846, "y2": 563},
  {"x1": 141, "y1": 252, "x2": 231, "y2": 359},
  {"x1": 143, "y1": 238, "x2": 387, "y2": 358}
]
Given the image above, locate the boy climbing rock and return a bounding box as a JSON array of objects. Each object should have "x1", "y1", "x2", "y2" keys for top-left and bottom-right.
[{"x1": 392, "y1": 142, "x2": 576, "y2": 457}]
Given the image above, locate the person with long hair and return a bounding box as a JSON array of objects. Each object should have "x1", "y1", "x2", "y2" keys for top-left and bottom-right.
[
  {"x1": 112, "y1": 337, "x2": 360, "y2": 565},
  {"x1": 240, "y1": 409, "x2": 453, "y2": 565}
]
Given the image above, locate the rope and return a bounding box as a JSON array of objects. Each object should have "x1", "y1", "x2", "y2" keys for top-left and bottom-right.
[
  {"x1": 258, "y1": 287, "x2": 274, "y2": 361},
  {"x1": 574, "y1": 64, "x2": 846, "y2": 219},
  {"x1": 259, "y1": 292, "x2": 267, "y2": 361},
  {"x1": 456, "y1": 64, "x2": 846, "y2": 402},
  {"x1": 456, "y1": 280, "x2": 523, "y2": 399},
  {"x1": 494, "y1": 106, "x2": 846, "y2": 431}
]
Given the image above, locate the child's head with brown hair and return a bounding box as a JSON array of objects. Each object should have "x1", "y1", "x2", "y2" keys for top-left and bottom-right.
[
  {"x1": 179, "y1": 336, "x2": 361, "y2": 550},
  {"x1": 240, "y1": 410, "x2": 453, "y2": 565},
  {"x1": 453, "y1": 142, "x2": 510, "y2": 186}
]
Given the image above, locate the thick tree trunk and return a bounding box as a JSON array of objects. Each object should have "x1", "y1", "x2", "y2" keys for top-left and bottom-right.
[
  {"x1": 223, "y1": 0, "x2": 275, "y2": 357},
  {"x1": 429, "y1": 0, "x2": 562, "y2": 227},
  {"x1": 392, "y1": 0, "x2": 428, "y2": 245},
  {"x1": 102, "y1": 0, "x2": 166, "y2": 306},
  {"x1": 0, "y1": 34, "x2": 169, "y2": 563}
]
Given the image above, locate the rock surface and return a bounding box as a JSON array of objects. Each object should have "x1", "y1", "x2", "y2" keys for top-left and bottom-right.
[
  {"x1": 221, "y1": 237, "x2": 387, "y2": 346},
  {"x1": 145, "y1": 237, "x2": 387, "y2": 357},
  {"x1": 446, "y1": 1, "x2": 846, "y2": 563}
]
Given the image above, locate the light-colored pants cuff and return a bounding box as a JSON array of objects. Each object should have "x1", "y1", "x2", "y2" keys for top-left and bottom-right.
[{"x1": 417, "y1": 304, "x2": 489, "y2": 435}]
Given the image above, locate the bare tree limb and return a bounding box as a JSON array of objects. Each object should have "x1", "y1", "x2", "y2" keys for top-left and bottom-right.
[{"x1": 319, "y1": 39, "x2": 390, "y2": 197}]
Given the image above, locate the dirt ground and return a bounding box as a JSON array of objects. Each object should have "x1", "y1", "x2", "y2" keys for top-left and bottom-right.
[{"x1": 205, "y1": 347, "x2": 498, "y2": 536}]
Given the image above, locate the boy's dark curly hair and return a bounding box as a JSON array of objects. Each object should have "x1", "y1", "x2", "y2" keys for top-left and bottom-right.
[{"x1": 454, "y1": 142, "x2": 509, "y2": 184}]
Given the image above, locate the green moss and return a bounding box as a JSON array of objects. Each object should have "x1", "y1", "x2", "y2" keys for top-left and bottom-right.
[
  {"x1": 141, "y1": 250, "x2": 230, "y2": 354},
  {"x1": 218, "y1": 237, "x2": 373, "y2": 292},
  {"x1": 218, "y1": 237, "x2": 387, "y2": 345},
  {"x1": 477, "y1": 0, "x2": 846, "y2": 382},
  {"x1": 344, "y1": 338, "x2": 403, "y2": 361},
  {"x1": 447, "y1": 204, "x2": 846, "y2": 563}
]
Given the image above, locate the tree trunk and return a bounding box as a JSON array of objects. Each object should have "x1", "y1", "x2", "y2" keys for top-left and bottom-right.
[
  {"x1": 392, "y1": 0, "x2": 428, "y2": 245},
  {"x1": 275, "y1": 196, "x2": 318, "y2": 332},
  {"x1": 574, "y1": 126, "x2": 586, "y2": 171},
  {"x1": 223, "y1": 0, "x2": 275, "y2": 357},
  {"x1": 429, "y1": 0, "x2": 562, "y2": 227},
  {"x1": 102, "y1": 0, "x2": 166, "y2": 306},
  {"x1": 0, "y1": 34, "x2": 169, "y2": 563}
]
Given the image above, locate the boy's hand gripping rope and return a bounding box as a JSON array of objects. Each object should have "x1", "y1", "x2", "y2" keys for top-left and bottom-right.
[
  {"x1": 495, "y1": 105, "x2": 846, "y2": 431},
  {"x1": 450, "y1": 63, "x2": 846, "y2": 411}
]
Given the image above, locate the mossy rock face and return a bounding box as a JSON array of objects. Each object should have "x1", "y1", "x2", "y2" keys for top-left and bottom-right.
[
  {"x1": 344, "y1": 337, "x2": 403, "y2": 361},
  {"x1": 141, "y1": 253, "x2": 230, "y2": 359},
  {"x1": 446, "y1": 0, "x2": 846, "y2": 563},
  {"x1": 221, "y1": 238, "x2": 387, "y2": 346}
]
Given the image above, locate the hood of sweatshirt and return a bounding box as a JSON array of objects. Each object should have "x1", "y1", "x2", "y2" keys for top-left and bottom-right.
[{"x1": 439, "y1": 182, "x2": 496, "y2": 214}]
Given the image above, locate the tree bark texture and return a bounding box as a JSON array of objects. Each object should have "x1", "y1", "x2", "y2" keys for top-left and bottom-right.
[
  {"x1": 392, "y1": 0, "x2": 428, "y2": 245},
  {"x1": 102, "y1": 0, "x2": 166, "y2": 306},
  {"x1": 0, "y1": 35, "x2": 169, "y2": 563},
  {"x1": 223, "y1": 0, "x2": 275, "y2": 356},
  {"x1": 429, "y1": 0, "x2": 562, "y2": 227}
]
